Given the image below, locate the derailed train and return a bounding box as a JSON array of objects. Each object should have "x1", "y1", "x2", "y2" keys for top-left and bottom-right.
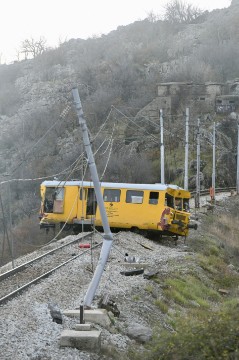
[{"x1": 39, "y1": 180, "x2": 197, "y2": 237}]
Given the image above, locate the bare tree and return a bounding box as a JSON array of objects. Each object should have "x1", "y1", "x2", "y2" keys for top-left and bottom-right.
[
  {"x1": 146, "y1": 11, "x2": 161, "y2": 23},
  {"x1": 20, "y1": 37, "x2": 47, "y2": 59},
  {"x1": 164, "y1": 0, "x2": 203, "y2": 24}
]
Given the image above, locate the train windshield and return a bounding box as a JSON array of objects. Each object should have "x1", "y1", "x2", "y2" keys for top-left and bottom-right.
[
  {"x1": 183, "y1": 198, "x2": 190, "y2": 212},
  {"x1": 44, "y1": 187, "x2": 65, "y2": 213}
]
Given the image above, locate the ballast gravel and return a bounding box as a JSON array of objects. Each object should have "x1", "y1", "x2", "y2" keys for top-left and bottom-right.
[{"x1": 0, "y1": 231, "x2": 191, "y2": 360}]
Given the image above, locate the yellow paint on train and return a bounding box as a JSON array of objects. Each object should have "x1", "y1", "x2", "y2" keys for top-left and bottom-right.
[{"x1": 39, "y1": 181, "x2": 193, "y2": 237}]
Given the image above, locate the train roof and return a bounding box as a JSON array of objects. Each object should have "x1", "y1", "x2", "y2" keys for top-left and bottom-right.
[{"x1": 41, "y1": 180, "x2": 186, "y2": 192}]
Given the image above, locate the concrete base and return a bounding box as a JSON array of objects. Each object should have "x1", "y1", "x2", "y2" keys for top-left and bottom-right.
[
  {"x1": 120, "y1": 262, "x2": 149, "y2": 269},
  {"x1": 63, "y1": 308, "x2": 111, "y2": 327},
  {"x1": 60, "y1": 329, "x2": 101, "y2": 351},
  {"x1": 74, "y1": 323, "x2": 92, "y2": 331}
]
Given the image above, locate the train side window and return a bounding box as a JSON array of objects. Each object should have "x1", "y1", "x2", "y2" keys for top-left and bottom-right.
[
  {"x1": 165, "y1": 193, "x2": 174, "y2": 208},
  {"x1": 149, "y1": 192, "x2": 159, "y2": 205},
  {"x1": 103, "y1": 189, "x2": 121, "y2": 202},
  {"x1": 126, "y1": 190, "x2": 144, "y2": 204}
]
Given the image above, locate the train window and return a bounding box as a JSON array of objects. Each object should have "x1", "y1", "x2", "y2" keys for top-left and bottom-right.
[
  {"x1": 126, "y1": 190, "x2": 144, "y2": 204},
  {"x1": 149, "y1": 192, "x2": 159, "y2": 205},
  {"x1": 175, "y1": 197, "x2": 182, "y2": 210},
  {"x1": 103, "y1": 189, "x2": 121, "y2": 202},
  {"x1": 183, "y1": 199, "x2": 190, "y2": 212},
  {"x1": 44, "y1": 187, "x2": 65, "y2": 214},
  {"x1": 165, "y1": 193, "x2": 174, "y2": 208},
  {"x1": 44, "y1": 187, "x2": 55, "y2": 213},
  {"x1": 86, "y1": 188, "x2": 97, "y2": 215},
  {"x1": 55, "y1": 188, "x2": 64, "y2": 200}
]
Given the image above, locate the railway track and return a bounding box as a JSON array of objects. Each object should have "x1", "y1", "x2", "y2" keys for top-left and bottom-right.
[
  {"x1": 190, "y1": 187, "x2": 236, "y2": 197},
  {"x1": 0, "y1": 232, "x2": 102, "y2": 305},
  {"x1": 0, "y1": 187, "x2": 236, "y2": 306}
]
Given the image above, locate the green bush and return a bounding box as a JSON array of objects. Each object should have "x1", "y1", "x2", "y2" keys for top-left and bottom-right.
[{"x1": 148, "y1": 303, "x2": 239, "y2": 360}]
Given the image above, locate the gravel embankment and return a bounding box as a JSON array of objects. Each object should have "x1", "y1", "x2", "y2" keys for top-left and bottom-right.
[{"x1": 0, "y1": 231, "x2": 190, "y2": 360}]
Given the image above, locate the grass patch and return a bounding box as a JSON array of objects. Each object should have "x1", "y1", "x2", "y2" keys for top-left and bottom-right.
[
  {"x1": 163, "y1": 275, "x2": 219, "y2": 307},
  {"x1": 154, "y1": 298, "x2": 169, "y2": 313},
  {"x1": 145, "y1": 285, "x2": 154, "y2": 294},
  {"x1": 198, "y1": 254, "x2": 226, "y2": 274}
]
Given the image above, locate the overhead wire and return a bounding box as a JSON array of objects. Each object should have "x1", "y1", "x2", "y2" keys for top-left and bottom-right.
[
  {"x1": 90, "y1": 107, "x2": 113, "y2": 142},
  {"x1": 10, "y1": 105, "x2": 71, "y2": 176},
  {"x1": 111, "y1": 105, "x2": 186, "y2": 145},
  {"x1": 111, "y1": 106, "x2": 159, "y2": 144},
  {"x1": 100, "y1": 122, "x2": 116, "y2": 180}
]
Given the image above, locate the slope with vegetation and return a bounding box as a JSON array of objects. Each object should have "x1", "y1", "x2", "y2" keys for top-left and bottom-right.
[{"x1": 125, "y1": 196, "x2": 239, "y2": 360}]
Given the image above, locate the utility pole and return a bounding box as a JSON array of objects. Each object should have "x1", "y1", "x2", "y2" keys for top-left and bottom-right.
[
  {"x1": 0, "y1": 193, "x2": 14, "y2": 268},
  {"x1": 211, "y1": 122, "x2": 216, "y2": 201},
  {"x1": 184, "y1": 108, "x2": 189, "y2": 190},
  {"x1": 237, "y1": 121, "x2": 239, "y2": 194},
  {"x1": 72, "y1": 88, "x2": 114, "y2": 307},
  {"x1": 4, "y1": 166, "x2": 15, "y2": 268},
  {"x1": 195, "y1": 118, "x2": 200, "y2": 208},
  {"x1": 160, "y1": 109, "x2": 165, "y2": 184}
]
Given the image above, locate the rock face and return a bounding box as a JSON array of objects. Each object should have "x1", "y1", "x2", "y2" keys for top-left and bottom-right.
[
  {"x1": 231, "y1": 0, "x2": 239, "y2": 6},
  {"x1": 126, "y1": 323, "x2": 153, "y2": 343}
]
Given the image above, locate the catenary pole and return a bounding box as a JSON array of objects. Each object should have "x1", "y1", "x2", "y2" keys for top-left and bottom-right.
[
  {"x1": 72, "y1": 88, "x2": 113, "y2": 307},
  {"x1": 237, "y1": 122, "x2": 239, "y2": 194},
  {"x1": 0, "y1": 193, "x2": 14, "y2": 268},
  {"x1": 196, "y1": 118, "x2": 200, "y2": 208},
  {"x1": 184, "y1": 108, "x2": 189, "y2": 190},
  {"x1": 212, "y1": 122, "x2": 216, "y2": 200},
  {"x1": 160, "y1": 109, "x2": 165, "y2": 184}
]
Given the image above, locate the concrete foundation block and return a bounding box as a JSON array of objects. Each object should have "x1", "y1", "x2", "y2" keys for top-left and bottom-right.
[
  {"x1": 63, "y1": 308, "x2": 111, "y2": 327},
  {"x1": 60, "y1": 329, "x2": 101, "y2": 351},
  {"x1": 74, "y1": 323, "x2": 92, "y2": 331}
]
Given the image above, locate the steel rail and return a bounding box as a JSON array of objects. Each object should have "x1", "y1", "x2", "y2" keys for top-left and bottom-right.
[
  {"x1": 0, "y1": 232, "x2": 93, "y2": 282},
  {"x1": 0, "y1": 240, "x2": 103, "y2": 305},
  {"x1": 190, "y1": 187, "x2": 236, "y2": 196}
]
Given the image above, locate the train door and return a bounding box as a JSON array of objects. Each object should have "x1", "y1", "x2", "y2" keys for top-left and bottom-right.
[
  {"x1": 103, "y1": 188, "x2": 121, "y2": 227},
  {"x1": 86, "y1": 188, "x2": 97, "y2": 217}
]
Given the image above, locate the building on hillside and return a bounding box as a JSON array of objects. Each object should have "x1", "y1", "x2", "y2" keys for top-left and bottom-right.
[{"x1": 136, "y1": 79, "x2": 239, "y2": 124}]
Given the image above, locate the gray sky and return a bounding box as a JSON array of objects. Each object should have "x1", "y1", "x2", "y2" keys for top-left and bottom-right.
[{"x1": 0, "y1": 0, "x2": 231, "y2": 63}]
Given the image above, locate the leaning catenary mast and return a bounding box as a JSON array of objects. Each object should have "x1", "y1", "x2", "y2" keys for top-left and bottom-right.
[{"x1": 72, "y1": 88, "x2": 114, "y2": 307}]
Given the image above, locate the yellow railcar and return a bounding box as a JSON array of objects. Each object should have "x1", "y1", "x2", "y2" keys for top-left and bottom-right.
[{"x1": 39, "y1": 181, "x2": 195, "y2": 237}]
